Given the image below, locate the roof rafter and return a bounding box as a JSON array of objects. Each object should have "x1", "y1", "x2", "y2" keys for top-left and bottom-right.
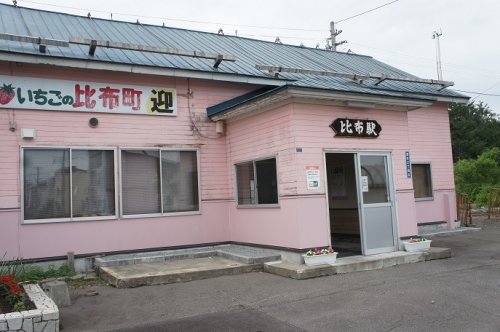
[{"x1": 255, "y1": 64, "x2": 454, "y2": 90}]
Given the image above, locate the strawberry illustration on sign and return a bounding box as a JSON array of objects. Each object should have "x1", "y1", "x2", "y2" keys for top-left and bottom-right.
[{"x1": 0, "y1": 84, "x2": 15, "y2": 105}]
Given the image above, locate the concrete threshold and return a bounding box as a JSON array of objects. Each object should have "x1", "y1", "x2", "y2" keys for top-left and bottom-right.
[
  {"x1": 97, "y1": 246, "x2": 451, "y2": 287},
  {"x1": 264, "y1": 247, "x2": 451, "y2": 280},
  {"x1": 422, "y1": 227, "x2": 481, "y2": 238},
  {"x1": 100, "y1": 256, "x2": 263, "y2": 288}
]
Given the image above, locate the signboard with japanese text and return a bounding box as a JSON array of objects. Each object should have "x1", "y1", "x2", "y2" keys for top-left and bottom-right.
[
  {"x1": 405, "y1": 151, "x2": 412, "y2": 178},
  {"x1": 330, "y1": 118, "x2": 381, "y2": 138},
  {"x1": 0, "y1": 75, "x2": 177, "y2": 116},
  {"x1": 306, "y1": 166, "x2": 320, "y2": 190}
]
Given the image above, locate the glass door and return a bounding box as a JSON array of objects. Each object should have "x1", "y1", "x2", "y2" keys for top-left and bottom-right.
[{"x1": 356, "y1": 153, "x2": 398, "y2": 255}]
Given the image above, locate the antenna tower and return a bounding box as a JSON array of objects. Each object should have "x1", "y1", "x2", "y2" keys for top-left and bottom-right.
[{"x1": 432, "y1": 29, "x2": 443, "y2": 80}]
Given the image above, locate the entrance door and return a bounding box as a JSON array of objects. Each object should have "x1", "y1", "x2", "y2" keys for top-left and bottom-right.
[{"x1": 356, "y1": 153, "x2": 398, "y2": 255}]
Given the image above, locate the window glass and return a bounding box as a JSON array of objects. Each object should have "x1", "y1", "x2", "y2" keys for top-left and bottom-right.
[
  {"x1": 162, "y1": 151, "x2": 199, "y2": 212},
  {"x1": 255, "y1": 159, "x2": 278, "y2": 204},
  {"x1": 412, "y1": 164, "x2": 433, "y2": 199},
  {"x1": 360, "y1": 155, "x2": 389, "y2": 204},
  {"x1": 72, "y1": 150, "x2": 115, "y2": 217},
  {"x1": 121, "y1": 150, "x2": 161, "y2": 215},
  {"x1": 236, "y1": 162, "x2": 255, "y2": 205},
  {"x1": 24, "y1": 149, "x2": 70, "y2": 220},
  {"x1": 236, "y1": 158, "x2": 278, "y2": 205}
]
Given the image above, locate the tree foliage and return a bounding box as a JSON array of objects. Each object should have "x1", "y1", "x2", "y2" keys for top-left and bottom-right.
[
  {"x1": 449, "y1": 102, "x2": 500, "y2": 162},
  {"x1": 454, "y1": 147, "x2": 500, "y2": 206}
]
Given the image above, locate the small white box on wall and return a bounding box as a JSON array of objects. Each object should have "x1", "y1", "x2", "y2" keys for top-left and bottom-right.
[{"x1": 21, "y1": 128, "x2": 36, "y2": 139}]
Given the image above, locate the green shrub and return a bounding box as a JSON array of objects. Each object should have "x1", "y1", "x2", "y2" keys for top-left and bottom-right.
[
  {"x1": 1, "y1": 253, "x2": 75, "y2": 282},
  {"x1": 455, "y1": 147, "x2": 500, "y2": 206}
]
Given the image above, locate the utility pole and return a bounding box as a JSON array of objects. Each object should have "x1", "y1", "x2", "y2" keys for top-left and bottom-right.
[
  {"x1": 432, "y1": 29, "x2": 443, "y2": 80},
  {"x1": 327, "y1": 21, "x2": 346, "y2": 51}
]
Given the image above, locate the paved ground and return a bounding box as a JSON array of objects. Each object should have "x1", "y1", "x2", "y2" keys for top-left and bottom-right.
[{"x1": 60, "y1": 215, "x2": 500, "y2": 332}]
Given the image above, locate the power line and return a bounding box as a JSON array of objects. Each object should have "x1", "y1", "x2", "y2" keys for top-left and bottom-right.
[
  {"x1": 18, "y1": 0, "x2": 327, "y2": 33},
  {"x1": 470, "y1": 81, "x2": 500, "y2": 102},
  {"x1": 452, "y1": 89, "x2": 500, "y2": 97},
  {"x1": 337, "y1": 0, "x2": 401, "y2": 23}
]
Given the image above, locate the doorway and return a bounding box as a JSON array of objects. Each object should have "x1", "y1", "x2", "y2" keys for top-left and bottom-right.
[
  {"x1": 326, "y1": 152, "x2": 398, "y2": 256},
  {"x1": 326, "y1": 153, "x2": 362, "y2": 256}
]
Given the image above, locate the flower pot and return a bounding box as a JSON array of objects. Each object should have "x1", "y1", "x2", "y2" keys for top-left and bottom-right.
[
  {"x1": 302, "y1": 252, "x2": 338, "y2": 266},
  {"x1": 403, "y1": 240, "x2": 432, "y2": 252},
  {"x1": 0, "y1": 284, "x2": 59, "y2": 332}
]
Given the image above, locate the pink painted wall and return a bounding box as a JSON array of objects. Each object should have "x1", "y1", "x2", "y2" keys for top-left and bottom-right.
[
  {"x1": 225, "y1": 105, "x2": 329, "y2": 248},
  {"x1": 0, "y1": 62, "x2": 257, "y2": 259},
  {"x1": 226, "y1": 101, "x2": 456, "y2": 243},
  {"x1": 289, "y1": 103, "x2": 417, "y2": 237},
  {"x1": 0, "y1": 61, "x2": 457, "y2": 259},
  {"x1": 229, "y1": 196, "x2": 329, "y2": 249},
  {"x1": 407, "y1": 105, "x2": 457, "y2": 227}
]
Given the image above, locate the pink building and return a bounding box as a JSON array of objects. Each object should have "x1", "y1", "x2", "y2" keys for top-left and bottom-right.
[{"x1": 0, "y1": 5, "x2": 468, "y2": 263}]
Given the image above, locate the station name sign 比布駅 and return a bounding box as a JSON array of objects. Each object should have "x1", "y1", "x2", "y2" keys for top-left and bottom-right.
[
  {"x1": 330, "y1": 118, "x2": 382, "y2": 138},
  {"x1": 0, "y1": 75, "x2": 177, "y2": 116}
]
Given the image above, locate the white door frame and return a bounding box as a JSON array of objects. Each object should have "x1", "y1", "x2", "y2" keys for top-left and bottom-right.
[{"x1": 324, "y1": 150, "x2": 399, "y2": 255}]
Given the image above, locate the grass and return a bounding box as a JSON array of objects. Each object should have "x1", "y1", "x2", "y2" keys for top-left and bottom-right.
[
  {"x1": 18, "y1": 264, "x2": 76, "y2": 282},
  {"x1": 1, "y1": 253, "x2": 76, "y2": 282}
]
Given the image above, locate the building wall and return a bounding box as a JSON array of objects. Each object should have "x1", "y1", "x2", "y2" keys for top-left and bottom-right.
[
  {"x1": 224, "y1": 102, "x2": 428, "y2": 248},
  {"x1": 226, "y1": 105, "x2": 330, "y2": 249},
  {"x1": 0, "y1": 62, "x2": 257, "y2": 260},
  {"x1": 407, "y1": 104, "x2": 457, "y2": 227},
  {"x1": 0, "y1": 61, "x2": 458, "y2": 259},
  {"x1": 288, "y1": 102, "x2": 418, "y2": 237}
]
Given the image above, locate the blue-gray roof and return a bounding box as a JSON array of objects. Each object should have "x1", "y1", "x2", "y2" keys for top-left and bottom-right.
[{"x1": 0, "y1": 3, "x2": 468, "y2": 104}]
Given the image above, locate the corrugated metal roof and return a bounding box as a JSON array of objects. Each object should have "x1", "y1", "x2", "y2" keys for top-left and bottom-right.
[{"x1": 0, "y1": 3, "x2": 468, "y2": 101}]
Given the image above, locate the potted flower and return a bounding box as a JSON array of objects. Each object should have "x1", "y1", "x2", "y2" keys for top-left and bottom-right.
[
  {"x1": 1, "y1": 255, "x2": 59, "y2": 331},
  {"x1": 302, "y1": 247, "x2": 338, "y2": 266},
  {"x1": 403, "y1": 237, "x2": 432, "y2": 252},
  {"x1": 0, "y1": 274, "x2": 28, "y2": 312}
]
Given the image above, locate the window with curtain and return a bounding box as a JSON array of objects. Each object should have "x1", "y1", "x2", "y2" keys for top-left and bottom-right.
[
  {"x1": 121, "y1": 149, "x2": 199, "y2": 216},
  {"x1": 23, "y1": 148, "x2": 115, "y2": 221},
  {"x1": 236, "y1": 158, "x2": 278, "y2": 206},
  {"x1": 412, "y1": 164, "x2": 433, "y2": 199}
]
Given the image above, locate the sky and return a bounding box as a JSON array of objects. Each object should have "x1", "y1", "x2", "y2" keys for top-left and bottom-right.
[{"x1": 2, "y1": 0, "x2": 500, "y2": 114}]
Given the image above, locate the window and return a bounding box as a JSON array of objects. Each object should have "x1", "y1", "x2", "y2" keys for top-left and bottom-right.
[
  {"x1": 23, "y1": 148, "x2": 116, "y2": 221},
  {"x1": 412, "y1": 164, "x2": 433, "y2": 199},
  {"x1": 236, "y1": 158, "x2": 278, "y2": 205},
  {"x1": 121, "y1": 149, "x2": 199, "y2": 216}
]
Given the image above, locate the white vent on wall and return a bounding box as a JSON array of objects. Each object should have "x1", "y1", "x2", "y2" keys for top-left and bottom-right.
[{"x1": 21, "y1": 128, "x2": 36, "y2": 139}]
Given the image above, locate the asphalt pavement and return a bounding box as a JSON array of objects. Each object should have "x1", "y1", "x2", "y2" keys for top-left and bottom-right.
[{"x1": 60, "y1": 215, "x2": 500, "y2": 332}]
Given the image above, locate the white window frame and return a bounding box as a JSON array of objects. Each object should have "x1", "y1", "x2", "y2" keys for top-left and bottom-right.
[
  {"x1": 412, "y1": 162, "x2": 434, "y2": 201},
  {"x1": 21, "y1": 146, "x2": 119, "y2": 224},
  {"x1": 119, "y1": 147, "x2": 201, "y2": 218},
  {"x1": 235, "y1": 155, "x2": 279, "y2": 208}
]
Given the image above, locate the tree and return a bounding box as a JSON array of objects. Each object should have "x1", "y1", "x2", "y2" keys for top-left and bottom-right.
[
  {"x1": 454, "y1": 147, "x2": 500, "y2": 206},
  {"x1": 449, "y1": 102, "x2": 500, "y2": 162}
]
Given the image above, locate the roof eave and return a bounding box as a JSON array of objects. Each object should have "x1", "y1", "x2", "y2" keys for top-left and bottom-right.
[
  {"x1": 435, "y1": 96, "x2": 470, "y2": 104},
  {"x1": 0, "y1": 51, "x2": 289, "y2": 86},
  {"x1": 209, "y1": 86, "x2": 436, "y2": 121}
]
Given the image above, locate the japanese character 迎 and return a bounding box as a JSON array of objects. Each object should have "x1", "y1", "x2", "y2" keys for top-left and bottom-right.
[{"x1": 150, "y1": 89, "x2": 173, "y2": 113}]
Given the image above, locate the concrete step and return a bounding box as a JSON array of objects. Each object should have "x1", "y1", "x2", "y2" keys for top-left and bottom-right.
[
  {"x1": 99, "y1": 256, "x2": 263, "y2": 288},
  {"x1": 95, "y1": 244, "x2": 282, "y2": 268},
  {"x1": 418, "y1": 222, "x2": 449, "y2": 235},
  {"x1": 264, "y1": 247, "x2": 451, "y2": 280},
  {"x1": 422, "y1": 227, "x2": 481, "y2": 238}
]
